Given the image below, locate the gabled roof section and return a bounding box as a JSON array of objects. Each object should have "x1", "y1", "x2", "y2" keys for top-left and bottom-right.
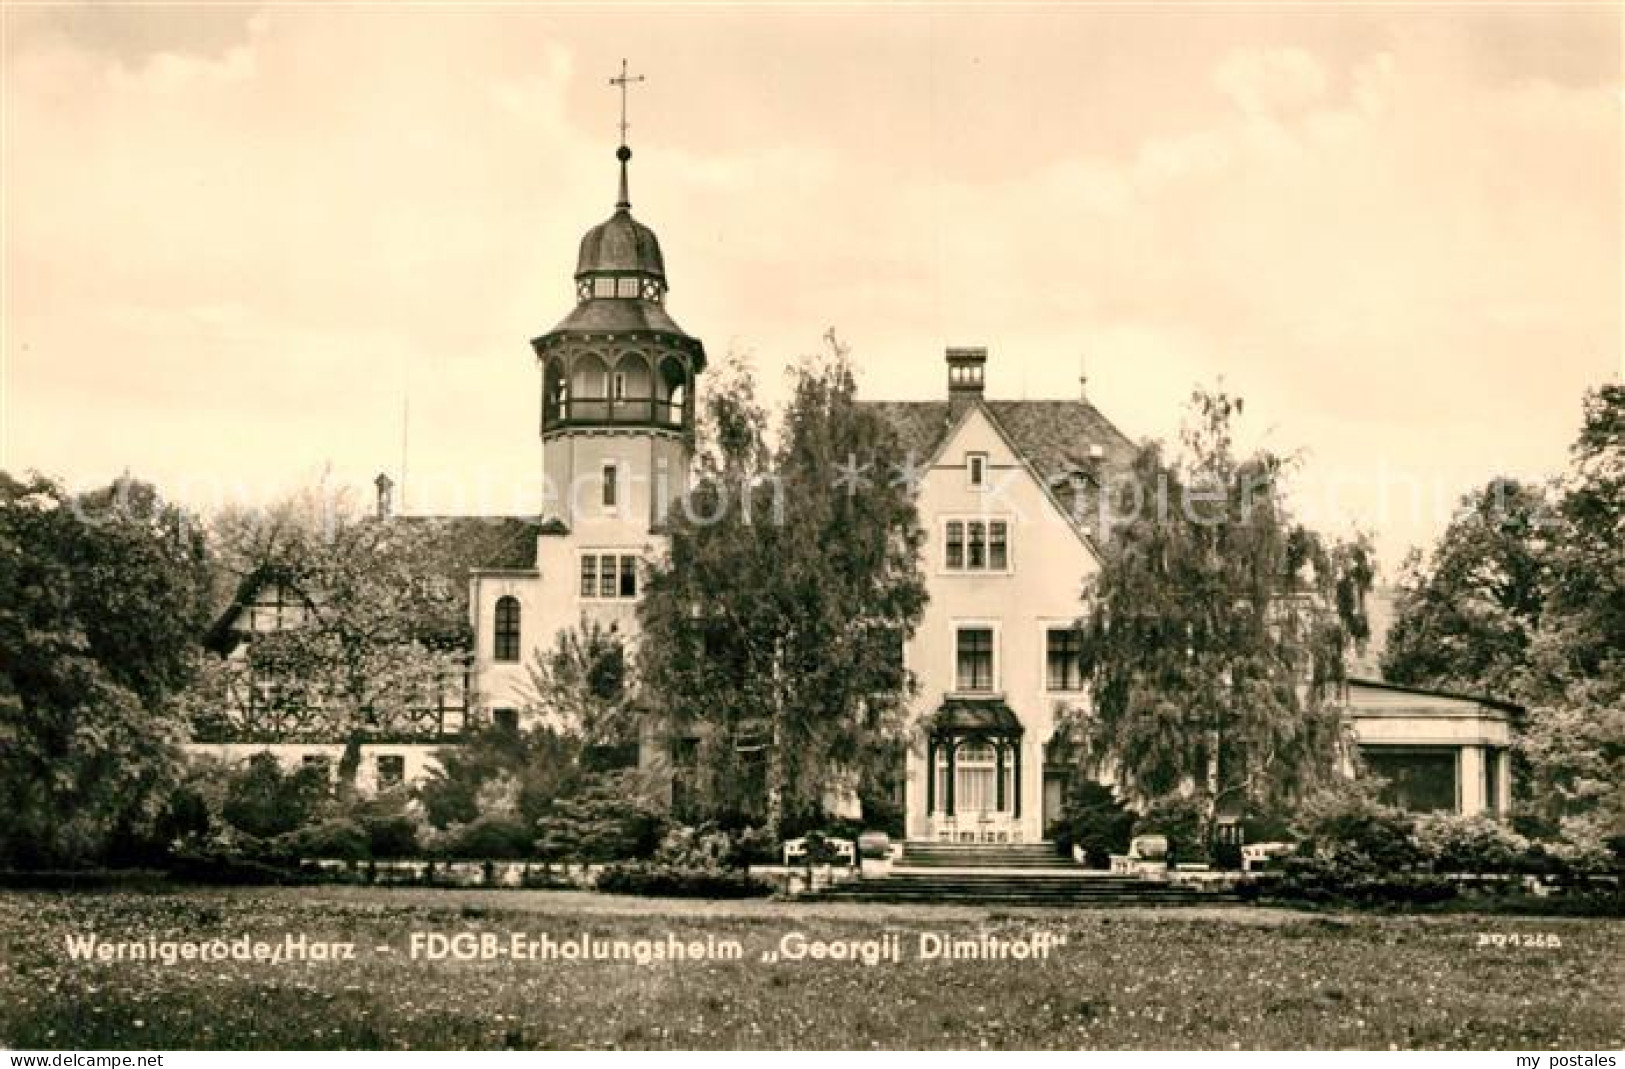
[
  {"x1": 204, "y1": 515, "x2": 542, "y2": 653},
  {"x1": 382, "y1": 515, "x2": 543, "y2": 575},
  {"x1": 204, "y1": 565, "x2": 315, "y2": 654},
  {"x1": 862, "y1": 397, "x2": 1141, "y2": 537}
]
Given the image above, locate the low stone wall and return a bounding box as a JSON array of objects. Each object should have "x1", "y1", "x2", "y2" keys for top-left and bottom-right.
[{"x1": 297, "y1": 859, "x2": 602, "y2": 889}]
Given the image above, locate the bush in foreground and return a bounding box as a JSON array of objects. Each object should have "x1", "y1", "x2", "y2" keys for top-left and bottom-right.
[{"x1": 595, "y1": 861, "x2": 774, "y2": 898}]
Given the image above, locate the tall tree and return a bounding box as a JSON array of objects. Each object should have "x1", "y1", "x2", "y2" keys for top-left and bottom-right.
[
  {"x1": 1380, "y1": 477, "x2": 1552, "y2": 698},
  {"x1": 639, "y1": 335, "x2": 928, "y2": 833},
  {"x1": 1376, "y1": 385, "x2": 1623, "y2": 853},
  {"x1": 1517, "y1": 384, "x2": 1625, "y2": 849},
  {"x1": 1075, "y1": 390, "x2": 1373, "y2": 838},
  {"x1": 0, "y1": 474, "x2": 213, "y2": 864},
  {"x1": 521, "y1": 618, "x2": 637, "y2": 749}
]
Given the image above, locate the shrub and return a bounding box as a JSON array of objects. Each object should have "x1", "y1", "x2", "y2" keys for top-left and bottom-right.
[
  {"x1": 1058, "y1": 781, "x2": 1136, "y2": 867},
  {"x1": 1272, "y1": 855, "x2": 1458, "y2": 907},
  {"x1": 1412, "y1": 813, "x2": 1532, "y2": 874},
  {"x1": 731, "y1": 825, "x2": 780, "y2": 866},
  {"x1": 652, "y1": 823, "x2": 776, "y2": 870},
  {"x1": 221, "y1": 753, "x2": 331, "y2": 839},
  {"x1": 1292, "y1": 785, "x2": 1420, "y2": 870},
  {"x1": 434, "y1": 815, "x2": 535, "y2": 860},
  {"x1": 343, "y1": 790, "x2": 423, "y2": 859},
  {"x1": 859, "y1": 791, "x2": 907, "y2": 840},
  {"x1": 281, "y1": 818, "x2": 370, "y2": 862},
  {"x1": 533, "y1": 771, "x2": 667, "y2": 862},
  {"x1": 416, "y1": 724, "x2": 581, "y2": 830},
  {"x1": 1135, "y1": 794, "x2": 1205, "y2": 864},
  {"x1": 595, "y1": 861, "x2": 774, "y2": 899}
]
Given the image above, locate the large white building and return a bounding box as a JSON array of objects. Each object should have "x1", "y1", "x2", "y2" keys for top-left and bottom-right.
[{"x1": 198, "y1": 139, "x2": 1516, "y2": 832}]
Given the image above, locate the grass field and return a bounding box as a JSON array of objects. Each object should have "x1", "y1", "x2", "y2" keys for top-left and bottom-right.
[{"x1": 1, "y1": 887, "x2": 1619, "y2": 1050}]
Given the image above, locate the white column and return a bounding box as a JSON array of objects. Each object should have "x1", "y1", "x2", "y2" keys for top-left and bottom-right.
[{"x1": 1458, "y1": 745, "x2": 1487, "y2": 815}]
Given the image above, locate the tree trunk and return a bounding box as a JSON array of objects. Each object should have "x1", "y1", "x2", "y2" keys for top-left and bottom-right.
[
  {"x1": 765, "y1": 638, "x2": 786, "y2": 838},
  {"x1": 1202, "y1": 721, "x2": 1221, "y2": 852}
]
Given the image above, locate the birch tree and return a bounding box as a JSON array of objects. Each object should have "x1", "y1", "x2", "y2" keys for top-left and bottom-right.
[{"x1": 1075, "y1": 390, "x2": 1373, "y2": 841}]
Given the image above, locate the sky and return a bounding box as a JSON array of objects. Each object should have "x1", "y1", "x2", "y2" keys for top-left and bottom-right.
[{"x1": 2, "y1": 2, "x2": 1620, "y2": 574}]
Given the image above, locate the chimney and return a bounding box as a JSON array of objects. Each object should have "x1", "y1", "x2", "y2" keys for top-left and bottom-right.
[
  {"x1": 946, "y1": 347, "x2": 987, "y2": 413},
  {"x1": 374, "y1": 472, "x2": 395, "y2": 519}
]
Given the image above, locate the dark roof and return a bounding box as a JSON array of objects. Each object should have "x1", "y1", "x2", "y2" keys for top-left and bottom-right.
[
  {"x1": 576, "y1": 208, "x2": 665, "y2": 280},
  {"x1": 204, "y1": 515, "x2": 542, "y2": 653},
  {"x1": 1347, "y1": 675, "x2": 1524, "y2": 716},
  {"x1": 204, "y1": 564, "x2": 314, "y2": 653},
  {"x1": 543, "y1": 297, "x2": 697, "y2": 341},
  {"x1": 384, "y1": 514, "x2": 542, "y2": 575},
  {"x1": 862, "y1": 398, "x2": 1141, "y2": 532},
  {"x1": 930, "y1": 697, "x2": 1024, "y2": 737}
]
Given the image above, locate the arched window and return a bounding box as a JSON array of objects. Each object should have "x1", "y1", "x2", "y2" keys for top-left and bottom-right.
[
  {"x1": 934, "y1": 741, "x2": 1014, "y2": 815},
  {"x1": 493, "y1": 596, "x2": 521, "y2": 663}
]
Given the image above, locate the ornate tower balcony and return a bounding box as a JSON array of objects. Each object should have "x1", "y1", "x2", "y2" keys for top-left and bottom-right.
[{"x1": 533, "y1": 145, "x2": 705, "y2": 441}]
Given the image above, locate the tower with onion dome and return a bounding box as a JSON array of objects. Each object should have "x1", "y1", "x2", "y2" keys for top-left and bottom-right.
[{"x1": 531, "y1": 132, "x2": 706, "y2": 533}]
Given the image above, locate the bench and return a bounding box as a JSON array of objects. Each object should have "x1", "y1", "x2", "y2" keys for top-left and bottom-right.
[
  {"x1": 1241, "y1": 841, "x2": 1294, "y2": 872},
  {"x1": 782, "y1": 836, "x2": 856, "y2": 867}
]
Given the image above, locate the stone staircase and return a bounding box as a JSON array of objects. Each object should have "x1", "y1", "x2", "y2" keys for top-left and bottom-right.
[
  {"x1": 814, "y1": 842, "x2": 1233, "y2": 906},
  {"x1": 895, "y1": 843, "x2": 1080, "y2": 870}
]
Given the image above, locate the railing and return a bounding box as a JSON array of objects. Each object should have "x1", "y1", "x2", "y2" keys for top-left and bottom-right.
[
  {"x1": 544, "y1": 397, "x2": 686, "y2": 431},
  {"x1": 189, "y1": 705, "x2": 470, "y2": 745}
]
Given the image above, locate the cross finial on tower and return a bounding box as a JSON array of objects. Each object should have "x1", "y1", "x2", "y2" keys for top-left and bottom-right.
[{"x1": 609, "y1": 58, "x2": 645, "y2": 147}]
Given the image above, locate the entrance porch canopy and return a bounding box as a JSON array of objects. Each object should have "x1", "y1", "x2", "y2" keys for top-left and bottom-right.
[
  {"x1": 928, "y1": 697, "x2": 1023, "y2": 739},
  {"x1": 926, "y1": 698, "x2": 1024, "y2": 819}
]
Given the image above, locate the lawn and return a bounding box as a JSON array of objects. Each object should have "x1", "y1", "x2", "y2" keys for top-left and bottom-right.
[{"x1": 1, "y1": 887, "x2": 1619, "y2": 1050}]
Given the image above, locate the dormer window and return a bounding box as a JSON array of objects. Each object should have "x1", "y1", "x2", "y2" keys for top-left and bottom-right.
[{"x1": 967, "y1": 452, "x2": 988, "y2": 489}]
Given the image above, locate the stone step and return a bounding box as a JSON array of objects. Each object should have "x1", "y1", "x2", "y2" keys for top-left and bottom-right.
[
  {"x1": 814, "y1": 865, "x2": 1234, "y2": 906},
  {"x1": 903, "y1": 845, "x2": 1069, "y2": 860},
  {"x1": 819, "y1": 883, "x2": 1222, "y2": 896},
  {"x1": 885, "y1": 871, "x2": 1146, "y2": 884},
  {"x1": 897, "y1": 857, "x2": 1079, "y2": 869}
]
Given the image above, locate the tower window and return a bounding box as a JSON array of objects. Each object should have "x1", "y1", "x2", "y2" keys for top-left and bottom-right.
[
  {"x1": 603, "y1": 463, "x2": 619, "y2": 509},
  {"x1": 615, "y1": 277, "x2": 640, "y2": 298},
  {"x1": 593, "y1": 277, "x2": 616, "y2": 298},
  {"x1": 581, "y1": 553, "x2": 640, "y2": 601},
  {"x1": 493, "y1": 596, "x2": 521, "y2": 663}
]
